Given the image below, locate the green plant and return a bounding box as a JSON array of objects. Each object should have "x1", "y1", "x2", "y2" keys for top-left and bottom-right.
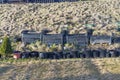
[
  {"x1": 0, "y1": 36, "x2": 13, "y2": 57},
  {"x1": 64, "y1": 43, "x2": 75, "y2": 51},
  {"x1": 49, "y1": 44, "x2": 58, "y2": 52},
  {"x1": 27, "y1": 41, "x2": 48, "y2": 52}
]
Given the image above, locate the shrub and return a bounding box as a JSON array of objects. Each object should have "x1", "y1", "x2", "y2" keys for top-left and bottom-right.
[{"x1": 0, "y1": 36, "x2": 13, "y2": 57}]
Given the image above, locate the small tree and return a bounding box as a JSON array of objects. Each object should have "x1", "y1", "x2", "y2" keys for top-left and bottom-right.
[{"x1": 0, "y1": 36, "x2": 13, "y2": 57}]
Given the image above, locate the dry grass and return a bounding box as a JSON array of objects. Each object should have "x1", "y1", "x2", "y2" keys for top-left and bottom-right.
[{"x1": 0, "y1": 58, "x2": 120, "y2": 80}]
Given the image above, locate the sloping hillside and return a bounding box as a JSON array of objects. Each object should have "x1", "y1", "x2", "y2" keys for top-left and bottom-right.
[
  {"x1": 0, "y1": 0, "x2": 120, "y2": 36},
  {"x1": 0, "y1": 58, "x2": 120, "y2": 80}
]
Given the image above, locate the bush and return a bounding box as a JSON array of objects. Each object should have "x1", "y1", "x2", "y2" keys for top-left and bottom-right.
[{"x1": 0, "y1": 36, "x2": 13, "y2": 57}]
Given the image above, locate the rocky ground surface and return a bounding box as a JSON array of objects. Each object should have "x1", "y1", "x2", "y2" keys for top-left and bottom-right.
[
  {"x1": 0, "y1": 58, "x2": 120, "y2": 80},
  {"x1": 0, "y1": 0, "x2": 120, "y2": 36}
]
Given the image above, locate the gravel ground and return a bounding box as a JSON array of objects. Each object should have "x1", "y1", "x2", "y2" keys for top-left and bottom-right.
[{"x1": 0, "y1": 0, "x2": 119, "y2": 36}]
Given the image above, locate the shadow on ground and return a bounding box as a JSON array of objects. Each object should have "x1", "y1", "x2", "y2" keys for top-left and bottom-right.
[
  {"x1": 46, "y1": 59, "x2": 120, "y2": 80},
  {"x1": 0, "y1": 65, "x2": 14, "y2": 76},
  {"x1": 46, "y1": 73, "x2": 120, "y2": 80},
  {"x1": 0, "y1": 59, "x2": 120, "y2": 80}
]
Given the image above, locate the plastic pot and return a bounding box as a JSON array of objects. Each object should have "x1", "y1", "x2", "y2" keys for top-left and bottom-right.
[
  {"x1": 107, "y1": 50, "x2": 119, "y2": 57},
  {"x1": 92, "y1": 50, "x2": 100, "y2": 58},
  {"x1": 13, "y1": 51, "x2": 21, "y2": 59},
  {"x1": 62, "y1": 52, "x2": 69, "y2": 59},
  {"x1": 39, "y1": 52, "x2": 46, "y2": 59},
  {"x1": 29, "y1": 51, "x2": 39, "y2": 58},
  {"x1": 99, "y1": 50, "x2": 106, "y2": 58},
  {"x1": 46, "y1": 52, "x2": 55, "y2": 59},
  {"x1": 70, "y1": 51, "x2": 78, "y2": 58},
  {"x1": 54, "y1": 52, "x2": 62, "y2": 59},
  {"x1": 80, "y1": 53, "x2": 86, "y2": 58},
  {"x1": 85, "y1": 50, "x2": 93, "y2": 58},
  {"x1": 13, "y1": 53, "x2": 21, "y2": 59},
  {"x1": 21, "y1": 52, "x2": 30, "y2": 58}
]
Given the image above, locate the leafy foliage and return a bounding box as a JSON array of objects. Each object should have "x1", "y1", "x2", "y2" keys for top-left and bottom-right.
[{"x1": 0, "y1": 36, "x2": 13, "y2": 57}]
